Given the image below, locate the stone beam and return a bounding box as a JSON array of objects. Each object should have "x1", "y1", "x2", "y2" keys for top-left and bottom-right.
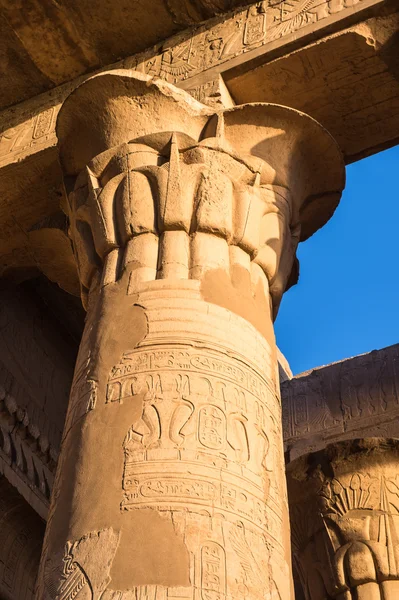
[
  {"x1": 227, "y1": 8, "x2": 399, "y2": 163},
  {"x1": 0, "y1": 0, "x2": 393, "y2": 170},
  {"x1": 35, "y1": 70, "x2": 344, "y2": 600},
  {"x1": 282, "y1": 343, "x2": 399, "y2": 461},
  {"x1": 0, "y1": 0, "x2": 265, "y2": 110}
]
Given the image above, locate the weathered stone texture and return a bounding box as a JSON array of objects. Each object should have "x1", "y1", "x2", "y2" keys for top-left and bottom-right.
[
  {"x1": 282, "y1": 344, "x2": 399, "y2": 461},
  {"x1": 33, "y1": 70, "x2": 344, "y2": 600},
  {"x1": 0, "y1": 2, "x2": 397, "y2": 598},
  {"x1": 0, "y1": 287, "x2": 75, "y2": 445},
  {"x1": 0, "y1": 0, "x2": 257, "y2": 109},
  {"x1": 0, "y1": 475, "x2": 44, "y2": 600},
  {"x1": 0, "y1": 1, "x2": 396, "y2": 295},
  {"x1": 0, "y1": 0, "x2": 386, "y2": 111},
  {"x1": 288, "y1": 439, "x2": 399, "y2": 599},
  {"x1": 0, "y1": 283, "x2": 78, "y2": 518},
  {"x1": 227, "y1": 9, "x2": 399, "y2": 162}
]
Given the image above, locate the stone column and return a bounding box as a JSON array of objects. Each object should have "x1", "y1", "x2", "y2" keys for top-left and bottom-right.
[
  {"x1": 36, "y1": 71, "x2": 344, "y2": 600},
  {"x1": 287, "y1": 439, "x2": 399, "y2": 600}
]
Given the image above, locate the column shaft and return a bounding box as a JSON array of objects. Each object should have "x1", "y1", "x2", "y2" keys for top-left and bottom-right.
[{"x1": 39, "y1": 278, "x2": 289, "y2": 599}]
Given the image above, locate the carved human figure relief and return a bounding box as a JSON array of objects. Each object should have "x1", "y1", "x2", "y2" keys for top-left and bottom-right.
[
  {"x1": 42, "y1": 528, "x2": 120, "y2": 600},
  {"x1": 169, "y1": 375, "x2": 195, "y2": 446}
]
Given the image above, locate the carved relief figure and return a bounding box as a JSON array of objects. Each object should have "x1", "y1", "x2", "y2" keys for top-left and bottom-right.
[{"x1": 42, "y1": 528, "x2": 119, "y2": 600}]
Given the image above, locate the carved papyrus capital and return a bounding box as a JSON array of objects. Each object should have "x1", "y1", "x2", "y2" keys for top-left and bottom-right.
[
  {"x1": 288, "y1": 439, "x2": 399, "y2": 600},
  {"x1": 57, "y1": 71, "x2": 345, "y2": 314}
]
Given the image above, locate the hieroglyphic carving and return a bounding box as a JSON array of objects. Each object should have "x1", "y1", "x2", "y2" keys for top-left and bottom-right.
[
  {"x1": 47, "y1": 556, "x2": 89, "y2": 600},
  {"x1": 107, "y1": 348, "x2": 274, "y2": 407},
  {"x1": 60, "y1": 297, "x2": 102, "y2": 440},
  {"x1": 0, "y1": 0, "x2": 370, "y2": 169},
  {"x1": 198, "y1": 405, "x2": 226, "y2": 449},
  {"x1": 99, "y1": 339, "x2": 285, "y2": 599},
  {"x1": 282, "y1": 344, "x2": 399, "y2": 458},
  {"x1": 116, "y1": 346, "x2": 280, "y2": 538},
  {"x1": 39, "y1": 517, "x2": 279, "y2": 599},
  {"x1": 102, "y1": 588, "x2": 193, "y2": 599},
  {"x1": 201, "y1": 541, "x2": 226, "y2": 600},
  {"x1": 42, "y1": 528, "x2": 120, "y2": 600},
  {"x1": 135, "y1": 3, "x2": 270, "y2": 83},
  {"x1": 185, "y1": 76, "x2": 234, "y2": 108},
  {"x1": 0, "y1": 106, "x2": 58, "y2": 167},
  {"x1": 159, "y1": 41, "x2": 196, "y2": 79},
  {"x1": 282, "y1": 374, "x2": 342, "y2": 442},
  {"x1": 229, "y1": 521, "x2": 270, "y2": 598},
  {"x1": 69, "y1": 352, "x2": 98, "y2": 418},
  {"x1": 135, "y1": 0, "x2": 369, "y2": 85}
]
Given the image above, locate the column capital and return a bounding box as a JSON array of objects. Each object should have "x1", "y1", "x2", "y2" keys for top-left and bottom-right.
[
  {"x1": 57, "y1": 70, "x2": 345, "y2": 314},
  {"x1": 288, "y1": 438, "x2": 399, "y2": 599}
]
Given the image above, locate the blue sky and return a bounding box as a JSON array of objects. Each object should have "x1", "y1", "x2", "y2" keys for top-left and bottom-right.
[{"x1": 275, "y1": 144, "x2": 399, "y2": 376}]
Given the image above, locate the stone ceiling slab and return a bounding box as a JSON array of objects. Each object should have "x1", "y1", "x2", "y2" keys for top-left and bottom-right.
[
  {"x1": 226, "y1": 13, "x2": 399, "y2": 162},
  {"x1": 0, "y1": 0, "x2": 255, "y2": 110}
]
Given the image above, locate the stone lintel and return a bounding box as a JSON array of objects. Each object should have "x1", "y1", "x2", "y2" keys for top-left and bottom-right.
[
  {"x1": 0, "y1": 0, "x2": 391, "y2": 170},
  {"x1": 282, "y1": 343, "x2": 399, "y2": 461}
]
